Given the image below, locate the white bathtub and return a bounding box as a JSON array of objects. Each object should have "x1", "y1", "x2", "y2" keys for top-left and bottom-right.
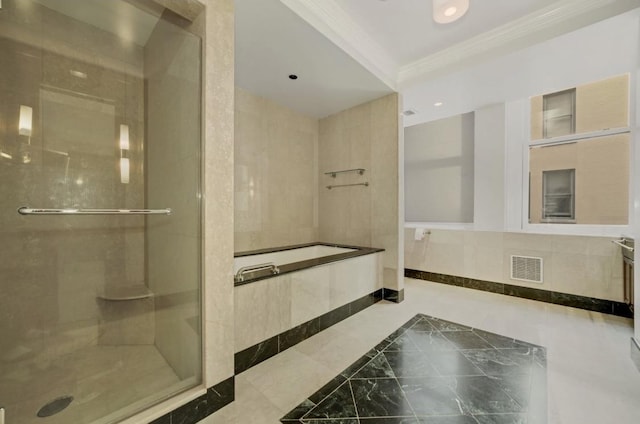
[
  {"x1": 233, "y1": 245, "x2": 356, "y2": 273},
  {"x1": 233, "y1": 243, "x2": 383, "y2": 358}
]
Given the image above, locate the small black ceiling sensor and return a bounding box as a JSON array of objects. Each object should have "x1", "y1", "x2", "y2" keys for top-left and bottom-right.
[{"x1": 288, "y1": 74, "x2": 298, "y2": 80}]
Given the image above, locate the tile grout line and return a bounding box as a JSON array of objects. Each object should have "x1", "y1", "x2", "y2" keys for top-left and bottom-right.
[
  {"x1": 478, "y1": 325, "x2": 540, "y2": 415},
  {"x1": 387, "y1": 320, "x2": 424, "y2": 422},
  {"x1": 346, "y1": 380, "x2": 361, "y2": 423}
]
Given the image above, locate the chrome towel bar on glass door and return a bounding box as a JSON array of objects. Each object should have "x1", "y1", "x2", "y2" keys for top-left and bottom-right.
[{"x1": 17, "y1": 206, "x2": 172, "y2": 215}]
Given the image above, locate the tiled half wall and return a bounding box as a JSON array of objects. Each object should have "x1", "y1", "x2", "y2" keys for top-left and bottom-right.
[{"x1": 405, "y1": 228, "x2": 625, "y2": 302}]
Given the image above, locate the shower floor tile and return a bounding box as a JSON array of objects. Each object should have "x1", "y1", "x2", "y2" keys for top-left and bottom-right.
[
  {"x1": 280, "y1": 314, "x2": 547, "y2": 423},
  {"x1": 0, "y1": 345, "x2": 183, "y2": 424}
]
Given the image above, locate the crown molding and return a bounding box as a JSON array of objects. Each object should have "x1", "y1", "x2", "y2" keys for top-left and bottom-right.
[
  {"x1": 279, "y1": 0, "x2": 399, "y2": 90},
  {"x1": 397, "y1": 0, "x2": 640, "y2": 88},
  {"x1": 280, "y1": 0, "x2": 638, "y2": 91}
]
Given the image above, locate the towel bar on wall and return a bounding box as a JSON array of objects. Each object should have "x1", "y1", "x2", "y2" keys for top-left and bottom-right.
[
  {"x1": 17, "y1": 206, "x2": 172, "y2": 215},
  {"x1": 612, "y1": 239, "x2": 634, "y2": 251},
  {"x1": 324, "y1": 168, "x2": 365, "y2": 178},
  {"x1": 326, "y1": 182, "x2": 369, "y2": 190}
]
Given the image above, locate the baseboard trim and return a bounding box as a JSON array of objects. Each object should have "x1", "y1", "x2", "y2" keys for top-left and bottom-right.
[
  {"x1": 382, "y1": 288, "x2": 404, "y2": 303},
  {"x1": 234, "y1": 289, "x2": 384, "y2": 375},
  {"x1": 405, "y1": 269, "x2": 633, "y2": 318}
]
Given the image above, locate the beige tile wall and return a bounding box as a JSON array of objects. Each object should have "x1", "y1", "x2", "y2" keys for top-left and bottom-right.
[
  {"x1": 201, "y1": 0, "x2": 236, "y2": 388},
  {"x1": 319, "y1": 94, "x2": 402, "y2": 292},
  {"x1": 405, "y1": 228, "x2": 624, "y2": 301},
  {"x1": 234, "y1": 88, "x2": 319, "y2": 251}
]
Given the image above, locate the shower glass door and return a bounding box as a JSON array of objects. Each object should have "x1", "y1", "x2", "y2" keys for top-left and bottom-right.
[{"x1": 0, "y1": 1, "x2": 202, "y2": 423}]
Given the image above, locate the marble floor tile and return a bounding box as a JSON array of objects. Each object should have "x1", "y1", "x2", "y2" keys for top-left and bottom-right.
[
  {"x1": 399, "y1": 377, "x2": 462, "y2": 416},
  {"x1": 383, "y1": 350, "x2": 439, "y2": 378},
  {"x1": 283, "y1": 313, "x2": 544, "y2": 422},
  {"x1": 452, "y1": 375, "x2": 524, "y2": 415},
  {"x1": 240, "y1": 347, "x2": 337, "y2": 412},
  {"x1": 303, "y1": 381, "x2": 357, "y2": 420},
  {"x1": 201, "y1": 278, "x2": 640, "y2": 424},
  {"x1": 440, "y1": 331, "x2": 493, "y2": 350},
  {"x1": 350, "y1": 378, "x2": 414, "y2": 418}
]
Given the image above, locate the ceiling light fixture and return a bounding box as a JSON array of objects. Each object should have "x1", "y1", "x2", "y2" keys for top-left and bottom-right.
[
  {"x1": 19, "y1": 105, "x2": 32, "y2": 137},
  {"x1": 433, "y1": 0, "x2": 469, "y2": 24},
  {"x1": 434, "y1": 102, "x2": 443, "y2": 107},
  {"x1": 444, "y1": 7, "x2": 457, "y2": 17}
]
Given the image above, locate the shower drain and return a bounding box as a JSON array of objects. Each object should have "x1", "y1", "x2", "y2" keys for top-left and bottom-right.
[{"x1": 37, "y1": 395, "x2": 73, "y2": 418}]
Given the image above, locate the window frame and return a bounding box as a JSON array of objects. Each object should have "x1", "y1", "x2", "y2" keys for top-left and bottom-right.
[
  {"x1": 522, "y1": 75, "x2": 633, "y2": 237},
  {"x1": 542, "y1": 88, "x2": 576, "y2": 139},
  {"x1": 541, "y1": 168, "x2": 575, "y2": 222}
]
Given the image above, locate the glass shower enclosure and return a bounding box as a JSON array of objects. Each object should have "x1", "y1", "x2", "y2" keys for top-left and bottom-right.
[{"x1": 0, "y1": 1, "x2": 202, "y2": 423}]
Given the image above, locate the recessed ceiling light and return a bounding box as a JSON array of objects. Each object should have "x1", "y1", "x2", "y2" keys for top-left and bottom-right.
[
  {"x1": 433, "y1": 0, "x2": 469, "y2": 24},
  {"x1": 288, "y1": 74, "x2": 298, "y2": 80},
  {"x1": 434, "y1": 102, "x2": 443, "y2": 107},
  {"x1": 403, "y1": 109, "x2": 418, "y2": 117}
]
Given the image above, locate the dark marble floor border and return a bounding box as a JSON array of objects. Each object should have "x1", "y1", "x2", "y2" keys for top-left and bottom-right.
[
  {"x1": 149, "y1": 376, "x2": 234, "y2": 424},
  {"x1": 406, "y1": 269, "x2": 633, "y2": 318},
  {"x1": 632, "y1": 338, "x2": 640, "y2": 373},
  {"x1": 235, "y1": 289, "x2": 384, "y2": 374},
  {"x1": 234, "y1": 242, "x2": 384, "y2": 286}
]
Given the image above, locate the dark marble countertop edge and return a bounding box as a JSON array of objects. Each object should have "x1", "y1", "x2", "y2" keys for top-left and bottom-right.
[
  {"x1": 234, "y1": 241, "x2": 384, "y2": 257},
  {"x1": 234, "y1": 242, "x2": 385, "y2": 287}
]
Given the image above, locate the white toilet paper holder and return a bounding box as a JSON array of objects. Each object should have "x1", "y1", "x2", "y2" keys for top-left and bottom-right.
[{"x1": 414, "y1": 228, "x2": 431, "y2": 240}]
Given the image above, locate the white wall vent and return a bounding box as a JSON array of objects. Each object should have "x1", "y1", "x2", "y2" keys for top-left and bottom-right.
[{"x1": 510, "y1": 255, "x2": 543, "y2": 283}]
